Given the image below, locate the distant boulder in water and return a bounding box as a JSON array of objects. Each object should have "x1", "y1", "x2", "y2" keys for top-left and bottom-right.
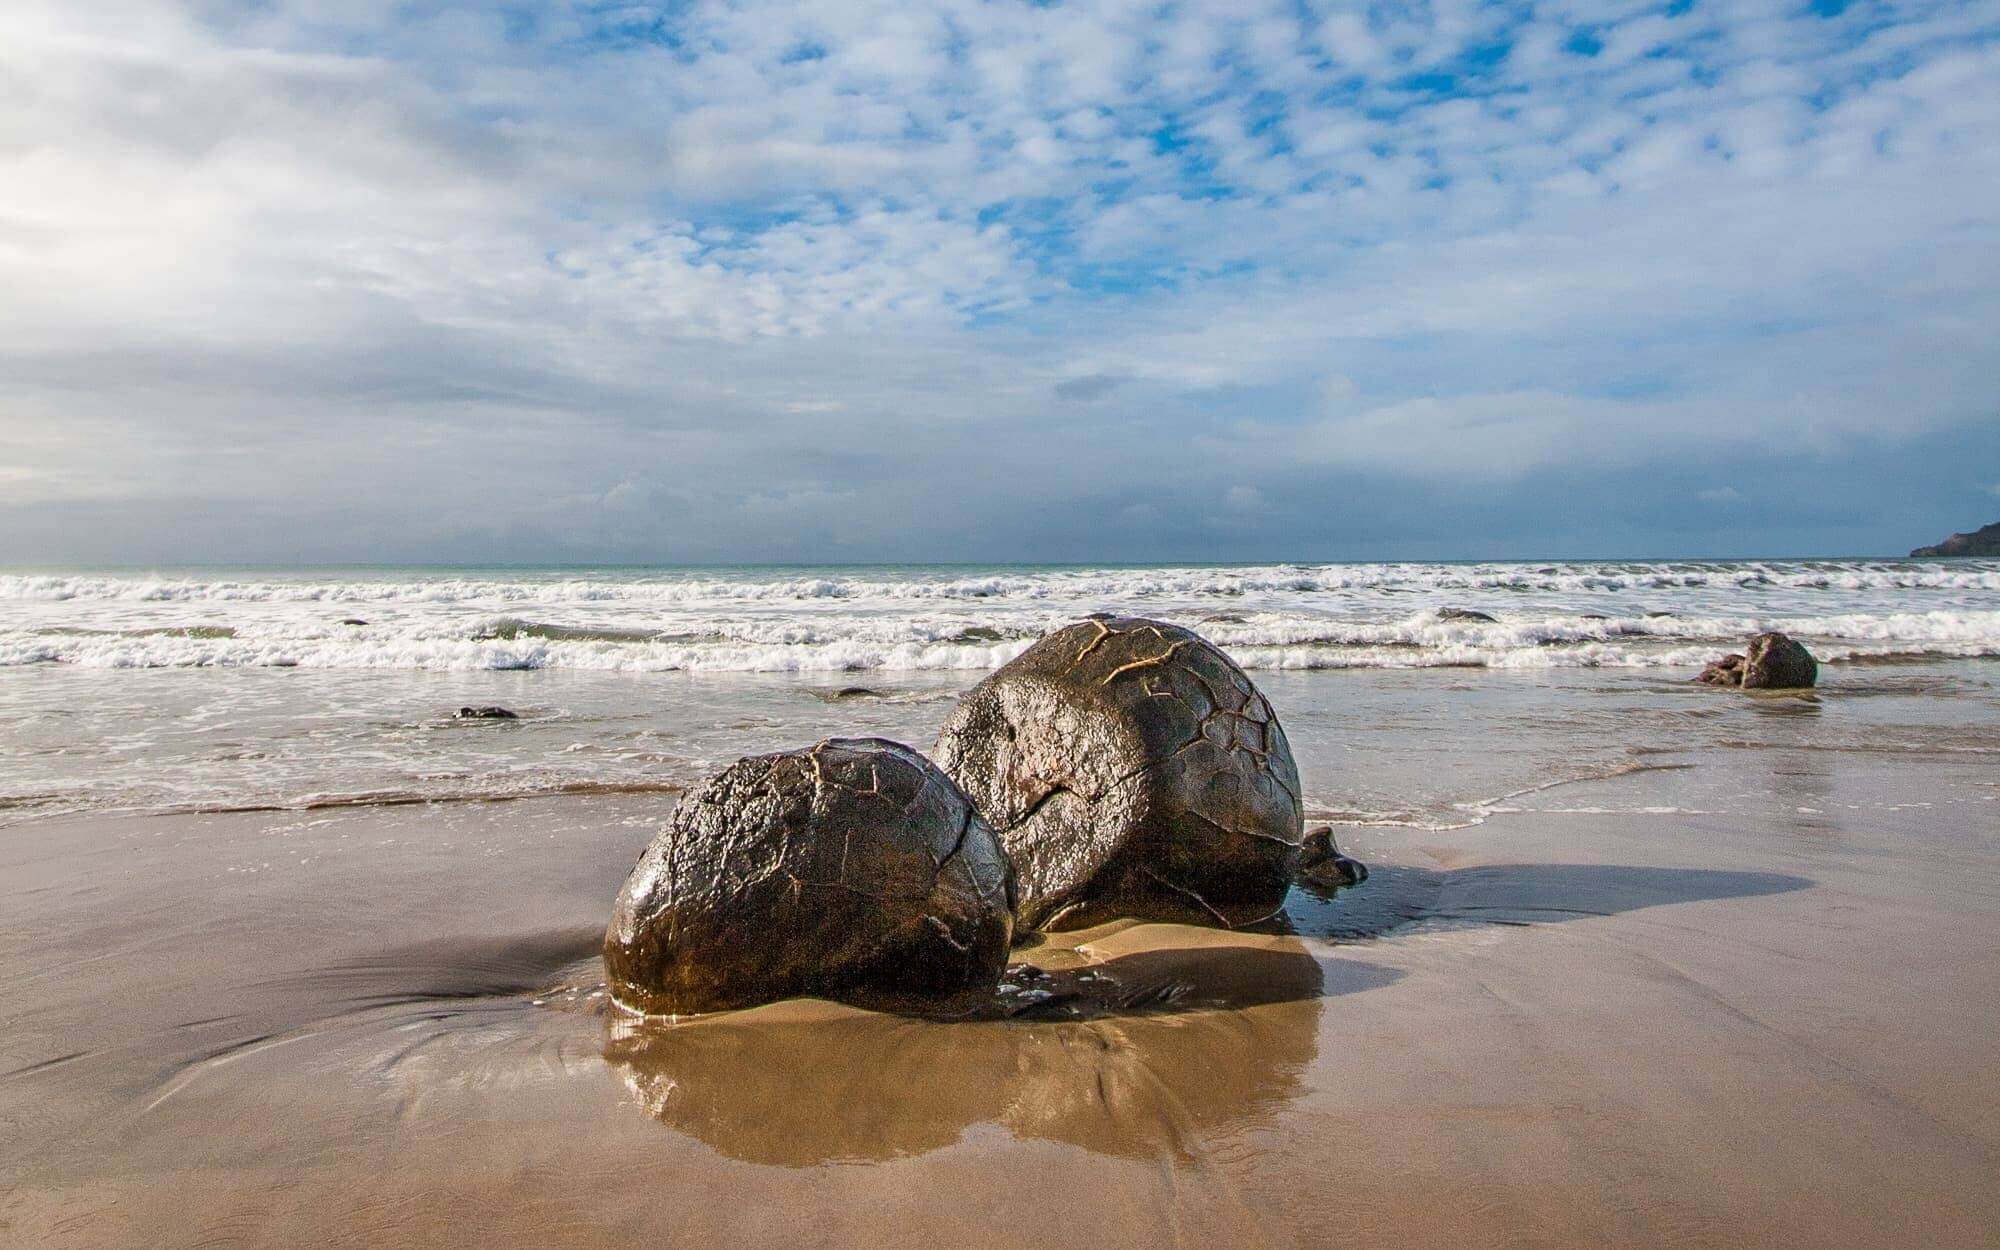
[
  {"x1": 455, "y1": 705, "x2": 519, "y2": 720},
  {"x1": 604, "y1": 738, "x2": 1014, "y2": 1015},
  {"x1": 1696, "y1": 632, "x2": 1818, "y2": 689},
  {"x1": 935, "y1": 616, "x2": 1303, "y2": 931},
  {"x1": 1910, "y1": 521, "x2": 2000, "y2": 557},
  {"x1": 1436, "y1": 608, "x2": 1498, "y2": 623}
]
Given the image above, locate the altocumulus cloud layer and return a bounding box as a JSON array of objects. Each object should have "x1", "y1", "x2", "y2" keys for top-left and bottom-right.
[{"x1": 2, "y1": 0, "x2": 1997, "y2": 562}]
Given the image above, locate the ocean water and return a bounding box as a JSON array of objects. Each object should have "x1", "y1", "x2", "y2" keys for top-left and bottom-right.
[{"x1": 2, "y1": 559, "x2": 1996, "y2": 821}]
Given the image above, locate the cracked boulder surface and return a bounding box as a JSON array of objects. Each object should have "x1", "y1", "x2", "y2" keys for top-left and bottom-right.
[
  {"x1": 604, "y1": 738, "x2": 1014, "y2": 1015},
  {"x1": 1697, "y1": 631, "x2": 1818, "y2": 689},
  {"x1": 935, "y1": 617, "x2": 1304, "y2": 931}
]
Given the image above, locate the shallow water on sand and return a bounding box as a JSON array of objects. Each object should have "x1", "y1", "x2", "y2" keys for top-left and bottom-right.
[
  {"x1": 5, "y1": 558, "x2": 1998, "y2": 820},
  {"x1": 2, "y1": 658, "x2": 1997, "y2": 1248}
]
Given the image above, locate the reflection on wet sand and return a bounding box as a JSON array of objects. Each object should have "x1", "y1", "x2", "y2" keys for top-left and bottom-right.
[
  {"x1": 597, "y1": 864, "x2": 1812, "y2": 1167},
  {"x1": 603, "y1": 930, "x2": 1385, "y2": 1165}
]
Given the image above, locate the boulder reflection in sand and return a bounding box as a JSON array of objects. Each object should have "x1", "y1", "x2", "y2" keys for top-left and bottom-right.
[{"x1": 603, "y1": 926, "x2": 1399, "y2": 1166}]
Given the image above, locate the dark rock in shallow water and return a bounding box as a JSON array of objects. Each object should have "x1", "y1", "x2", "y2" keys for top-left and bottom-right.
[
  {"x1": 1740, "y1": 632, "x2": 1819, "y2": 689},
  {"x1": 604, "y1": 738, "x2": 1014, "y2": 1015},
  {"x1": 935, "y1": 617, "x2": 1303, "y2": 931},
  {"x1": 455, "y1": 705, "x2": 518, "y2": 720},
  {"x1": 952, "y1": 626, "x2": 1006, "y2": 643},
  {"x1": 1436, "y1": 608, "x2": 1498, "y2": 623},
  {"x1": 1695, "y1": 654, "x2": 1746, "y2": 686},
  {"x1": 1296, "y1": 826, "x2": 1368, "y2": 890},
  {"x1": 339, "y1": 618, "x2": 368, "y2": 626},
  {"x1": 829, "y1": 686, "x2": 885, "y2": 700},
  {"x1": 1911, "y1": 520, "x2": 2000, "y2": 558},
  {"x1": 1697, "y1": 632, "x2": 1818, "y2": 689}
]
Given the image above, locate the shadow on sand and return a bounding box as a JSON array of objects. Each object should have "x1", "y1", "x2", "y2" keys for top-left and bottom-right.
[
  {"x1": 1279, "y1": 861, "x2": 1812, "y2": 939},
  {"x1": 601, "y1": 861, "x2": 1812, "y2": 1165}
]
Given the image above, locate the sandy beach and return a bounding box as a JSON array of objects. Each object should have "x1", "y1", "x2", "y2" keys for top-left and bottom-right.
[{"x1": 5, "y1": 702, "x2": 1996, "y2": 1248}]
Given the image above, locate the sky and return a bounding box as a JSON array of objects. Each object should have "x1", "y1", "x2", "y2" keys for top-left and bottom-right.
[{"x1": 2, "y1": 0, "x2": 1998, "y2": 564}]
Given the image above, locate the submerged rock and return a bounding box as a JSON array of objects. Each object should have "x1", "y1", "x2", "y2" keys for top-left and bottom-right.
[
  {"x1": 1436, "y1": 608, "x2": 1498, "y2": 623},
  {"x1": 935, "y1": 617, "x2": 1304, "y2": 931},
  {"x1": 455, "y1": 705, "x2": 518, "y2": 720},
  {"x1": 1296, "y1": 827, "x2": 1368, "y2": 890},
  {"x1": 1697, "y1": 632, "x2": 1818, "y2": 689},
  {"x1": 604, "y1": 738, "x2": 1014, "y2": 1015}
]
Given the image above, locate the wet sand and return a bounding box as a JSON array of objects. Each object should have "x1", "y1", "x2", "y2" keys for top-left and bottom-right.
[{"x1": 3, "y1": 744, "x2": 1998, "y2": 1248}]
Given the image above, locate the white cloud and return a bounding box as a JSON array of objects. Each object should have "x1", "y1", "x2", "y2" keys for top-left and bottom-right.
[
  {"x1": 1, "y1": 0, "x2": 1997, "y2": 559},
  {"x1": 1223, "y1": 484, "x2": 1266, "y2": 512}
]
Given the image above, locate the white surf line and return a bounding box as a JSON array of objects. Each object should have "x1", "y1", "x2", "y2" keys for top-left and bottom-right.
[{"x1": 1305, "y1": 760, "x2": 1699, "y2": 833}]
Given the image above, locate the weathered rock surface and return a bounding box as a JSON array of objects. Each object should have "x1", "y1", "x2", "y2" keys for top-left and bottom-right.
[
  {"x1": 1911, "y1": 521, "x2": 2000, "y2": 557},
  {"x1": 604, "y1": 738, "x2": 1014, "y2": 1014},
  {"x1": 1695, "y1": 654, "x2": 1746, "y2": 686},
  {"x1": 455, "y1": 705, "x2": 518, "y2": 719},
  {"x1": 1436, "y1": 608, "x2": 1498, "y2": 623},
  {"x1": 1296, "y1": 827, "x2": 1368, "y2": 890},
  {"x1": 1697, "y1": 632, "x2": 1818, "y2": 689},
  {"x1": 935, "y1": 617, "x2": 1304, "y2": 930}
]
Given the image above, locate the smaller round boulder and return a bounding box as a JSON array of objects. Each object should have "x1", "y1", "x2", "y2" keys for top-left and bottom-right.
[{"x1": 604, "y1": 738, "x2": 1014, "y2": 1015}]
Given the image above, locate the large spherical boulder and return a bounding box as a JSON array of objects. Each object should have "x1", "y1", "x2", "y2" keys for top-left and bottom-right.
[
  {"x1": 604, "y1": 738, "x2": 1014, "y2": 1015},
  {"x1": 1697, "y1": 631, "x2": 1818, "y2": 689},
  {"x1": 935, "y1": 617, "x2": 1304, "y2": 930}
]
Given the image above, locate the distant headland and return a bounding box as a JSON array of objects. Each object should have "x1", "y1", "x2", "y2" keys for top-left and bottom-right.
[{"x1": 1911, "y1": 521, "x2": 2000, "y2": 557}]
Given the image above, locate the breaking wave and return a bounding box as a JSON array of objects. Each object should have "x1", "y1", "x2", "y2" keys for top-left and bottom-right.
[
  {"x1": 5, "y1": 560, "x2": 1996, "y2": 673},
  {"x1": 5, "y1": 559, "x2": 2000, "y2": 606},
  {"x1": 4, "y1": 609, "x2": 1995, "y2": 673}
]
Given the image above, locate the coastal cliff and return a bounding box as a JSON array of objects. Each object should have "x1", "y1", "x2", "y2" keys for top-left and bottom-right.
[{"x1": 1911, "y1": 521, "x2": 2000, "y2": 557}]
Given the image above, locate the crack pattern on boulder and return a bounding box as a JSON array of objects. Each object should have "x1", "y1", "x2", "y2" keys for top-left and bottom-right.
[
  {"x1": 604, "y1": 737, "x2": 1014, "y2": 1015},
  {"x1": 935, "y1": 617, "x2": 1304, "y2": 930}
]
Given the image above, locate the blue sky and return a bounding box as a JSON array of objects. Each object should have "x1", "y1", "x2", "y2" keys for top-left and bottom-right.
[{"x1": 2, "y1": 0, "x2": 1997, "y2": 561}]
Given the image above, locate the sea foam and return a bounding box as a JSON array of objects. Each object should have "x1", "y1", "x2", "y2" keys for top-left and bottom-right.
[{"x1": 4, "y1": 561, "x2": 1996, "y2": 673}]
